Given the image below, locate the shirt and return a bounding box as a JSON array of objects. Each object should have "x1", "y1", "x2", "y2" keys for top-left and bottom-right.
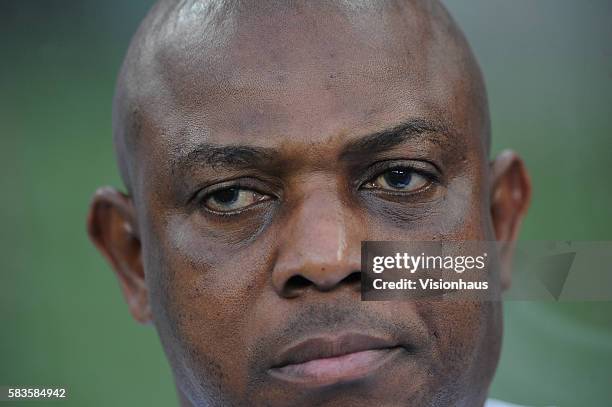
[{"x1": 486, "y1": 400, "x2": 525, "y2": 407}]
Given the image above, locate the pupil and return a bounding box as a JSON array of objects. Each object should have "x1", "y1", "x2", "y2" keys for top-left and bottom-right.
[
  {"x1": 213, "y1": 187, "x2": 239, "y2": 204},
  {"x1": 384, "y1": 169, "x2": 412, "y2": 188}
]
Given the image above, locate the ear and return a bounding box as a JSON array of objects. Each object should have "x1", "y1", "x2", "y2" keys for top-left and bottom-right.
[
  {"x1": 490, "y1": 150, "x2": 531, "y2": 291},
  {"x1": 87, "y1": 187, "x2": 151, "y2": 324}
]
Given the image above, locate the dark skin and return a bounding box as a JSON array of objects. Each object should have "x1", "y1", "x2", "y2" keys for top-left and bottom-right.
[{"x1": 88, "y1": 1, "x2": 531, "y2": 406}]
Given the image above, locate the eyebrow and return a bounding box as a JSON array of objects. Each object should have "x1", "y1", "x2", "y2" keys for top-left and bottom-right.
[
  {"x1": 339, "y1": 118, "x2": 451, "y2": 159},
  {"x1": 172, "y1": 144, "x2": 278, "y2": 173},
  {"x1": 172, "y1": 118, "x2": 451, "y2": 173}
]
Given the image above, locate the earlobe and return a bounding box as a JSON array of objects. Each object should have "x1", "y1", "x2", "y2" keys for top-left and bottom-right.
[
  {"x1": 87, "y1": 187, "x2": 151, "y2": 324},
  {"x1": 490, "y1": 150, "x2": 532, "y2": 290}
]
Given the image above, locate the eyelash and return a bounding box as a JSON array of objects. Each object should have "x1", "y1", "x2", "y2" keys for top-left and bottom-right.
[
  {"x1": 193, "y1": 179, "x2": 275, "y2": 215},
  {"x1": 358, "y1": 162, "x2": 440, "y2": 191},
  {"x1": 195, "y1": 161, "x2": 441, "y2": 216}
]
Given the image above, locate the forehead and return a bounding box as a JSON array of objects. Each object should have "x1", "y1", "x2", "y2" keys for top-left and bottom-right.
[{"x1": 134, "y1": 1, "x2": 484, "y2": 160}]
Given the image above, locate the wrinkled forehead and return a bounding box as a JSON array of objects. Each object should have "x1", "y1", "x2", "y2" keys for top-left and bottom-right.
[{"x1": 128, "y1": 0, "x2": 487, "y2": 166}]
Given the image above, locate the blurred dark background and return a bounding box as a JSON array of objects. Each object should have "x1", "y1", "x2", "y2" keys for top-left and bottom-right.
[{"x1": 1, "y1": 1, "x2": 611, "y2": 406}]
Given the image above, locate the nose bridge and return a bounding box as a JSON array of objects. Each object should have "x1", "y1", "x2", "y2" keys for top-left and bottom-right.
[
  {"x1": 272, "y1": 186, "x2": 362, "y2": 296},
  {"x1": 299, "y1": 191, "x2": 347, "y2": 261}
]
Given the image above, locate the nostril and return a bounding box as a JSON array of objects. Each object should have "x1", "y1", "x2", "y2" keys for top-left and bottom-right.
[
  {"x1": 285, "y1": 275, "x2": 312, "y2": 293},
  {"x1": 343, "y1": 271, "x2": 362, "y2": 285},
  {"x1": 281, "y1": 270, "x2": 362, "y2": 297}
]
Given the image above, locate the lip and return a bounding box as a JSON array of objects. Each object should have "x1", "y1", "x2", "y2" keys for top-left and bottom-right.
[{"x1": 268, "y1": 333, "x2": 404, "y2": 387}]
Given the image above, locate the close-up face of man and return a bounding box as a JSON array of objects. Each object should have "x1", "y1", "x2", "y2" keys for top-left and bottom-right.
[{"x1": 88, "y1": 0, "x2": 531, "y2": 406}]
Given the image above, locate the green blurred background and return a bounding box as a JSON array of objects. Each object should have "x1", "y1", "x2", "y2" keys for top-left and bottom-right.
[{"x1": 1, "y1": 1, "x2": 611, "y2": 406}]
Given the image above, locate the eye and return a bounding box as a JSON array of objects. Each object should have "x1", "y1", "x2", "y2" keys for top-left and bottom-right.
[
  {"x1": 363, "y1": 167, "x2": 430, "y2": 193},
  {"x1": 202, "y1": 187, "x2": 270, "y2": 213}
]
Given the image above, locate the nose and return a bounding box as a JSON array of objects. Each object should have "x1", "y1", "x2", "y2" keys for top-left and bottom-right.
[{"x1": 272, "y1": 190, "x2": 362, "y2": 298}]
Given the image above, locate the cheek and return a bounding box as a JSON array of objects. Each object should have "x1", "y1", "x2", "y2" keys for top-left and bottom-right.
[
  {"x1": 366, "y1": 176, "x2": 487, "y2": 240},
  {"x1": 417, "y1": 300, "x2": 501, "y2": 391},
  {"x1": 426, "y1": 301, "x2": 484, "y2": 357},
  {"x1": 145, "y1": 214, "x2": 273, "y2": 401}
]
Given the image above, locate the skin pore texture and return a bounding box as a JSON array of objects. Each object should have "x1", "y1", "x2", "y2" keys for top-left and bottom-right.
[{"x1": 87, "y1": 1, "x2": 531, "y2": 406}]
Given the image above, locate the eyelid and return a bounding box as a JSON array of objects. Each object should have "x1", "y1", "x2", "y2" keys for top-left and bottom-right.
[
  {"x1": 191, "y1": 177, "x2": 280, "y2": 204},
  {"x1": 204, "y1": 189, "x2": 271, "y2": 215},
  {"x1": 357, "y1": 159, "x2": 441, "y2": 190}
]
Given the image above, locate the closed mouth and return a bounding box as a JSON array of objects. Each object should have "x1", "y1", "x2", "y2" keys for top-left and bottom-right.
[{"x1": 268, "y1": 333, "x2": 405, "y2": 387}]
